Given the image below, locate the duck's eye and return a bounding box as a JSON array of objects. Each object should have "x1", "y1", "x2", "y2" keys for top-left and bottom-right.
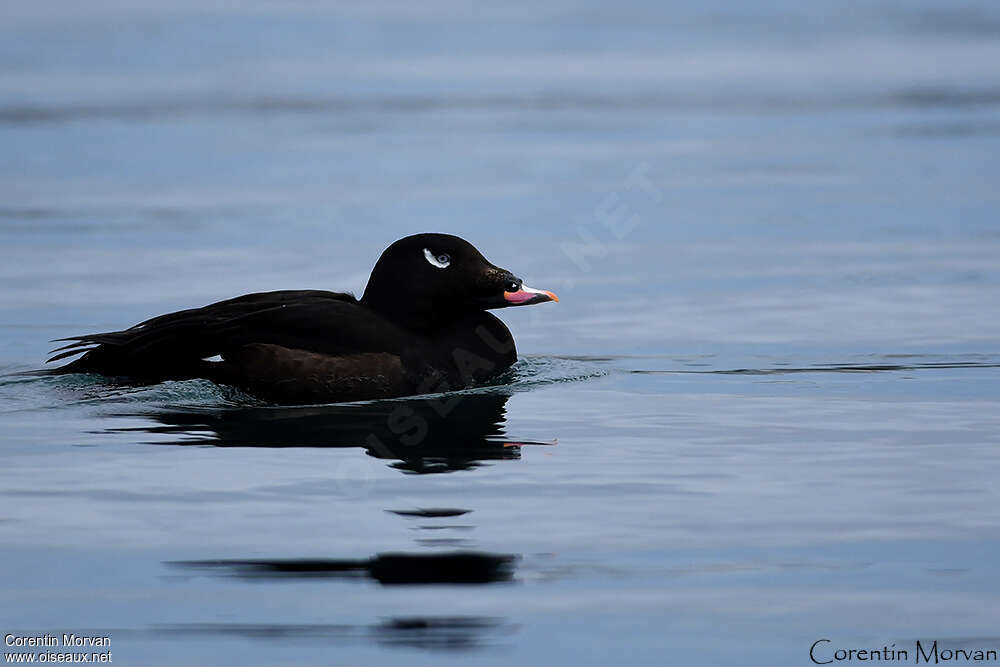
[
  {"x1": 505, "y1": 279, "x2": 521, "y2": 292},
  {"x1": 423, "y1": 248, "x2": 450, "y2": 269}
]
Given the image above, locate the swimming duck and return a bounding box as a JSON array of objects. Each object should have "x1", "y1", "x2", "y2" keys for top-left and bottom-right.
[{"x1": 47, "y1": 233, "x2": 558, "y2": 404}]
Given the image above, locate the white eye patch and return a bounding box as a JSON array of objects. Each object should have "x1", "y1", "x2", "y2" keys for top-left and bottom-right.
[{"x1": 423, "y1": 248, "x2": 451, "y2": 269}]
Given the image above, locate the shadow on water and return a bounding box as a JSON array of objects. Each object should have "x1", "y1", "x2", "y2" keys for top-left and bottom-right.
[{"x1": 109, "y1": 392, "x2": 554, "y2": 474}]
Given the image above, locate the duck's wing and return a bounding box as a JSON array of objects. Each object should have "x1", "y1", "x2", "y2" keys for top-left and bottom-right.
[
  {"x1": 46, "y1": 290, "x2": 405, "y2": 382},
  {"x1": 206, "y1": 344, "x2": 411, "y2": 404}
]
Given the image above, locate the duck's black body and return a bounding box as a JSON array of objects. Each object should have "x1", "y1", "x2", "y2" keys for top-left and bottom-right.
[{"x1": 47, "y1": 234, "x2": 557, "y2": 404}]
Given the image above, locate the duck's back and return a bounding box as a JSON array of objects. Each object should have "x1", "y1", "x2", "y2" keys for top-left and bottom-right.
[{"x1": 49, "y1": 290, "x2": 406, "y2": 381}]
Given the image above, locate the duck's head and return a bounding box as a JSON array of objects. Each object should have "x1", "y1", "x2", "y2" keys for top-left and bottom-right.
[{"x1": 361, "y1": 233, "x2": 558, "y2": 328}]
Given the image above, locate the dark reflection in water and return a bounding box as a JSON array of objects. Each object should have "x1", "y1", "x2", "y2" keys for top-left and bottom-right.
[
  {"x1": 373, "y1": 617, "x2": 510, "y2": 651},
  {"x1": 387, "y1": 508, "x2": 472, "y2": 518},
  {"x1": 113, "y1": 392, "x2": 553, "y2": 474},
  {"x1": 170, "y1": 551, "x2": 519, "y2": 585},
  {"x1": 633, "y1": 360, "x2": 1000, "y2": 375},
  {"x1": 3, "y1": 86, "x2": 999, "y2": 125},
  {"x1": 148, "y1": 617, "x2": 512, "y2": 652}
]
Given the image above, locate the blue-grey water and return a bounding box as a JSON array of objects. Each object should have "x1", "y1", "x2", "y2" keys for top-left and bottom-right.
[{"x1": 2, "y1": 1, "x2": 1000, "y2": 665}]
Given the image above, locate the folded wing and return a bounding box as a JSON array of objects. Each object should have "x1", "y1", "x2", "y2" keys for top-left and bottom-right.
[{"x1": 47, "y1": 290, "x2": 402, "y2": 383}]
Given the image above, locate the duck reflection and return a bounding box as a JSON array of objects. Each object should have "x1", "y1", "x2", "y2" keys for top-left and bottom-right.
[
  {"x1": 144, "y1": 394, "x2": 532, "y2": 650},
  {"x1": 117, "y1": 391, "x2": 551, "y2": 473},
  {"x1": 149, "y1": 616, "x2": 513, "y2": 652},
  {"x1": 169, "y1": 551, "x2": 518, "y2": 585}
]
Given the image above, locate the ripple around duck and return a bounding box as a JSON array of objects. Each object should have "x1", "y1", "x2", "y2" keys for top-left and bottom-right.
[
  {"x1": 0, "y1": 354, "x2": 610, "y2": 414},
  {"x1": 503, "y1": 355, "x2": 611, "y2": 388},
  {"x1": 623, "y1": 354, "x2": 1000, "y2": 376}
]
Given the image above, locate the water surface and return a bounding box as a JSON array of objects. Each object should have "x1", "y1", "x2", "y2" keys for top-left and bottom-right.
[{"x1": 2, "y1": 1, "x2": 1000, "y2": 664}]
